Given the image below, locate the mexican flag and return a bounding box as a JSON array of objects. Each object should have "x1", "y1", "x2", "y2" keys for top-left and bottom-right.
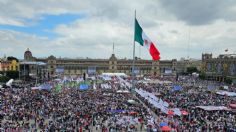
[{"x1": 135, "y1": 18, "x2": 160, "y2": 60}]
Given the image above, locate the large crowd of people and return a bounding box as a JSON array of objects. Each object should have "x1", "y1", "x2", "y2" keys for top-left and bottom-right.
[
  {"x1": 135, "y1": 76, "x2": 236, "y2": 131},
  {"x1": 0, "y1": 75, "x2": 236, "y2": 131}
]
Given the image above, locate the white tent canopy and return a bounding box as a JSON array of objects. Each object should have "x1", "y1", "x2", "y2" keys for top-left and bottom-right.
[
  {"x1": 216, "y1": 90, "x2": 236, "y2": 97},
  {"x1": 145, "y1": 79, "x2": 172, "y2": 84},
  {"x1": 6, "y1": 79, "x2": 14, "y2": 87},
  {"x1": 127, "y1": 99, "x2": 136, "y2": 104},
  {"x1": 196, "y1": 106, "x2": 229, "y2": 111},
  {"x1": 54, "y1": 78, "x2": 62, "y2": 82},
  {"x1": 20, "y1": 61, "x2": 46, "y2": 65},
  {"x1": 117, "y1": 90, "x2": 130, "y2": 93},
  {"x1": 223, "y1": 86, "x2": 229, "y2": 90},
  {"x1": 102, "y1": 73, "x2": 127, "y2": 77}
]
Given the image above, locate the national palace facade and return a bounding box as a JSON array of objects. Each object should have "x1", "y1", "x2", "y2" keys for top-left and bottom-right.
[
  {"x1": 20, "y1": 49, "x2": 178, "y2": 77},
  {"x1": 17, "y1": 49, "x2": 236, "y2": 83}
]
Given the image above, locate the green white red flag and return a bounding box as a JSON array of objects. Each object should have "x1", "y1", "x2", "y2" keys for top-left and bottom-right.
[{"x1": 134, "y1": 18, "x2": 160, "y2": 60}]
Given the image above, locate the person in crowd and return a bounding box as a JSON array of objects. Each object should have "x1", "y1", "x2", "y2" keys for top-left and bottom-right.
[{"x1": 0, "y1": 75, "x2": 235, "y2": 131}]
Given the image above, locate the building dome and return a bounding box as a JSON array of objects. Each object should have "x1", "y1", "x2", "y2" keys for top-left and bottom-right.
[
  {"x1": 109, "y1": 54, "x2": 117, "y2": 61},
  {"x1": 24, "y1": 48, "x2": 33, "y2": 61}
]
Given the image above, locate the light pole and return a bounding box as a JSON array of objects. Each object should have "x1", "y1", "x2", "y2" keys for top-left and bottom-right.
[
  {"x1": 42, "y1": 68, "x2": 48, "y2": 83},
  {"x1": 35, "y1": 62, "x2": 39, "y2": 87},
  {"x1": 24, "y1": 61, "x2": 26, "y2": 84},
  {"x1": 18, "y1": 68, "x2": 21, "y2": 80}
]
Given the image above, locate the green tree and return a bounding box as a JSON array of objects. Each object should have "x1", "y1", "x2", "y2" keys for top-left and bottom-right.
[
  {"x1": 199, "y1": 72, "x2": 206, "y2": 80},
  {"x1": 0, "y1": 76, "x2": 10, "y2": 83},
  {"x1": 187, "y1": 67, "x2": 198, "y2": 74},
  {"x1": 7, "y1": 56, "x2": 19, "y2": 62},
  {"x1": 6, "y1": 71, "x2": 19, "y2": 79},
  {"x1": 225, "y1": 77, "x2": 232, "y2": 84}
]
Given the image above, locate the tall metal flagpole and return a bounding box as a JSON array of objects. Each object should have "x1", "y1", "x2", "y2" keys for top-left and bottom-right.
[{"x1": 132, "y1": 10, "x2": 136, "y2": 93}]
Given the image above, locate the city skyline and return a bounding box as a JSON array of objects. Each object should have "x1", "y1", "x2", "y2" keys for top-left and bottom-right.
[{"x1": 0, "y1": 0, "x2": 236, "y2": 60}]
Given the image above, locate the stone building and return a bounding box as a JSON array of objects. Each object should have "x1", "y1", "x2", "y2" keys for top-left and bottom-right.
[
  {"x1": 20, "y1": 49, "x2": 177, "y2": 77},
  {"x1": 0, "y1": 56, "x2": 19, "y2": 72},
  {"x1": 176, "y1": 58, "x2": 201, "y2": 74},
  {"x1": 202, "y1": 53, "x2": 236, "y2": 81},
  {"x1": 19, "y1": 49, "x2": 47, "y2": 80}
]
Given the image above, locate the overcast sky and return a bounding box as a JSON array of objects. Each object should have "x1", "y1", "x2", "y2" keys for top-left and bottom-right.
[{"x1": 0, "y1": 0, "x2": 236, "y2": 60}]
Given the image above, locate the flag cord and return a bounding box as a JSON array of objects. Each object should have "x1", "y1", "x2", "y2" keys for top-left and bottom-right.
[{"x1": 132, "y1": 10, "x2": 136, "y2": 93}]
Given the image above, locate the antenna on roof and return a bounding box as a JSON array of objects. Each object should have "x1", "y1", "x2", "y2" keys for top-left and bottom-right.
[{"x1": 3, "y1": 54, "x2": 6, "y2": 60}]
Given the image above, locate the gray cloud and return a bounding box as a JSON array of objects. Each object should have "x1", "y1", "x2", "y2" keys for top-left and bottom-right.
[
  {"x1": 159, "y1": 0, "x2": 236, "y2": 25},
  {"x1": 0, "y1": 0, "x2": 236, "y2": 60},
  {"x1": 169, "y1": 30, "x2": 179, "y2": 34}
]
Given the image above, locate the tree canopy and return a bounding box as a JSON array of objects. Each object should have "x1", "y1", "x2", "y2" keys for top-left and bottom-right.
[{"x1": 7, "y1": 56, "x2": 19, "y2": 62}]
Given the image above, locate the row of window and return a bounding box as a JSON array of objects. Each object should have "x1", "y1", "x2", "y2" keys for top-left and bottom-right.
[
  {"x1": 116, "y1": 68, "x2": 153, "y2": 70},
  {"x1": 62, "y1": 70, "x2": 152, "y2": 74},
  {"x1": 0, "y1": 66, "x2": 18, "y2": 71},
  {"x1": 54, "y1": 67, "x2": 109, "y2": 70},
  {"x1": 54, "y1": 61, "x2": 109, "y2": 64}
]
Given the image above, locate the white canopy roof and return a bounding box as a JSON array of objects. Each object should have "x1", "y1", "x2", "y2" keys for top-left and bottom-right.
[
  {"x1": 117, "y1": 90, "x2": 130, "y2": 93},
  {"x1": 102, "y1": 73, "x2": 127, "y2": 77},
  {"x1": 196, "y1": 106, "x2": 229, "y2": 111},
  {"x1": 6, "y1": 79, "x2": 14, "y2": 87},
  {"x1": 20, "y1": 61, "x2": 46, "y2": 65},
  {"x1": 216, "y1": 90, "x2": 236, "y2": 97}
]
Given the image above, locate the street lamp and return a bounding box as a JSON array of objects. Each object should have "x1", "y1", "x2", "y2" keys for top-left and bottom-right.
[
  {"x1": 23, "y1": 61, "x2": 26, "y2": 84},
  {"x1": 41, "y1": 68, "x2": 48, "y2": 83},
  {"x1": 35, "y1": 62, "x2": 39, "y2": 87}
]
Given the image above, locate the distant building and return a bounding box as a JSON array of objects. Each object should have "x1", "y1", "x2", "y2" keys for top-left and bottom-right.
[
  {"x1": 19, "y1": 49, "x2": 47, "y2": 80},
  {"x1": 0, "y1": 61, "x2": 11, "y2": 72},
  {"x1": 202, "y1": 53, "x2": 236, "y2": 81},
  {"x1": 0, "y1": 56, "x2": 19, "y2": 72},
  {"x1": 159, "y1": 60, "x2": 177, "y2": 75},
  {"x1": 176, "y1": 58, "x2": 201, "y2": 74},
  {"x1": 24, "y1": 48, "x2": 35, "y2": 61},
  {"x1": 9, "y1": 59, "x2": 19, "y2": 71},
  {"x1": 20, "y1": 49, "x2": 177, "y2": 77}
]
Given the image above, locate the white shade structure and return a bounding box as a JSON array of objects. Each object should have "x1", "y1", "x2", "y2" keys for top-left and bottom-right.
[{"x1": 6, "y1": 79, "x2": 14, "y2": 87}]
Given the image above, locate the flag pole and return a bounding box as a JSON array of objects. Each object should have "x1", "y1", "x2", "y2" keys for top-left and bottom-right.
[{"x1": 132, "y1": 10, "x2": 136, "y2": 93}]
